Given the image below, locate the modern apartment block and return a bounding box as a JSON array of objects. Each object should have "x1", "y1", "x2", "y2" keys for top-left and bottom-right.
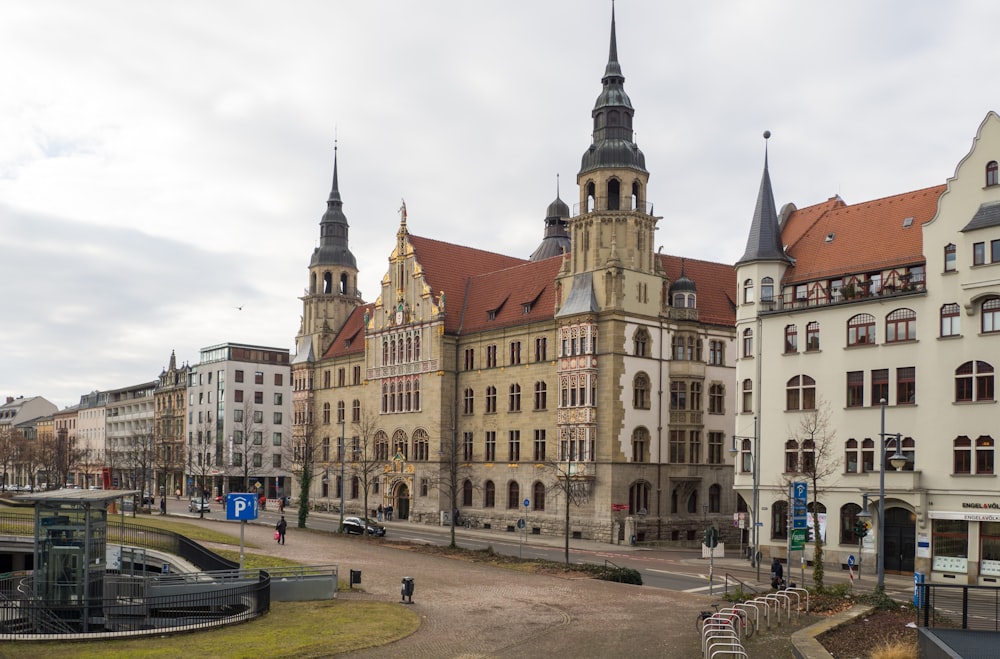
[
  {"x1": 187, "y1": 342, "x2": 292, "y2": 501},
  {"x1": 734, "y1": 113, "x2": 1000, "y2": 583}
]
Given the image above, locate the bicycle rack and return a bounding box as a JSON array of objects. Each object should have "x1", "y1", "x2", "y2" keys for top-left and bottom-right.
[
  {"x1": 771, "y1": 590, "x2": 794, "y2": 619},
  {"x1": 718, "y1": 607, "x2": 751, "y2": 638},
  {"x1": 757, "y1": 594, "x2": 785, "y2": 625},
  {"x1": 702, "y1": 625, "x2": 742, "y2": 658},
  {"x1": 708, "y1": 641, "x2": 748, "y2": 659},
  {"x1": 782, "y1": 586, "x2": 810, "y2": 613},
  {"x1": 730, "y1": 601, "x2": 761, "y2": 633}
]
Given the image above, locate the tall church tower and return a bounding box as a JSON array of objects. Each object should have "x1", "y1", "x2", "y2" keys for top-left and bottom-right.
[
  {"x1": 296, "y1": 144, "x2": 363, "y2": 361},
  {"x1": 558, "y1": 4, "x2": 662, "y2": 315}
]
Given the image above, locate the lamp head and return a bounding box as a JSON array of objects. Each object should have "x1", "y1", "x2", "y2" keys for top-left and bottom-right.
[{"x1": 889, "y1": 451, "x2": 910, "y2": 471}]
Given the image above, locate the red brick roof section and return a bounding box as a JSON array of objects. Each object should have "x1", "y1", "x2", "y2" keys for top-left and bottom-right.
[
  {"x1": 322, "y1": 303, "x2": 374, "y2": 359},
  {"x1": 460, "y1": 257, "x2": 563, "y2": 333},
  {"x1": 782, "y1": 185, "x2": 945, "y2": 284},
  {"x1": 658, "y1": 254, "x2": 737, "y2": 327},
  {"x1": 408, "y1": 235, "x2": 530, "y2": 334}
]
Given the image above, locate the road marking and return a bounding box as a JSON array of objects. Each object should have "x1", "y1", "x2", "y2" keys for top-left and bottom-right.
[
  {"x1": 647, "y1": 568, "x2": 708, "y2": 579},
  {"x1": 683, "y1": 584, "x2": 716, "y2": 593}
]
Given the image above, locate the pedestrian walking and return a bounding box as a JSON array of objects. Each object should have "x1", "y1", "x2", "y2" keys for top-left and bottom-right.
[
  {"x1": 160, "y1": 497, "x2": 167, "y2": 515},
  {"x1": 377, "y1": 504, "x2": 383, "y2": 522},
  {"x1": 276, "y1": 515, "x2": 287, "y2": 545},
  {"x1": 386, "y1": 504, "x2": 393, "y2": 521}
]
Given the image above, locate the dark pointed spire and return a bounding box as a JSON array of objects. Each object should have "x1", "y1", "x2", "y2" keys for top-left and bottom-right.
[
  {"x1": 736, "y1": 131, "x2": 791, "y2": 265},
  {"x1": 580, "y1": 3, "x2": 646, "y2": 177},
  {"x1": 311, "y1": 141, "x2": 358, "y2": 269}
]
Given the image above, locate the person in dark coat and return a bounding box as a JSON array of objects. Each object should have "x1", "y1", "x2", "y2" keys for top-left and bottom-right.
[
  {"x1": 771, "y1": 557, "x2": 784, "y2": 589},
  {"x1": 276, "y1": 516, "x2": 287, "y2": 545}
]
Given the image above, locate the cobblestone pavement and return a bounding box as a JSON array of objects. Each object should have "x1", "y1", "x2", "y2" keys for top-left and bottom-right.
[{"x1": 184, "y1": 512, "x2": 715, "y2": 658}]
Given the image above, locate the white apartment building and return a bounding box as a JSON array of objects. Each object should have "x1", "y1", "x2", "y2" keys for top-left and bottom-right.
[
  {"x1": 187, "y1": 343, "x2": 292, "y2": 501},
  {"x1": 734, "y1": 114, "x2": 1000, "y2": 585}
]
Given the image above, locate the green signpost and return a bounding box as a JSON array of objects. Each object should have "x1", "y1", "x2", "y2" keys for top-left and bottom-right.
[{"x1": 790, "y1": 528, "x2": 807, "y2": 551}]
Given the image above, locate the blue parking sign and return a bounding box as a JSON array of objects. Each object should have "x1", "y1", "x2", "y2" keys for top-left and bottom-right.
[{"x1": 227, "y1": 493, "x2": 259, "y2": 521}]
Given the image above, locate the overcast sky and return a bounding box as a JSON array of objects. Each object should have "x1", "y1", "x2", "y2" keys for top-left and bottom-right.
[{"x1": 3, "y1": 1, "x2": 1000, "y2": 410}]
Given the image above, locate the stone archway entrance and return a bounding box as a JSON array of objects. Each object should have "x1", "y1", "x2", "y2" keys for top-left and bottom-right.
[
  {"x1": 393, "y1": 482, "x2": 410, "y2": 521},
  {"x1": 884, "y1": 506, "x2": 916, "y2": 574}
]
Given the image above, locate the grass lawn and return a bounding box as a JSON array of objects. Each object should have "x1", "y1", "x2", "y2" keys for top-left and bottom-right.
[{"x1": 11, "y1": 599, "x2": 420, "y2": 658}]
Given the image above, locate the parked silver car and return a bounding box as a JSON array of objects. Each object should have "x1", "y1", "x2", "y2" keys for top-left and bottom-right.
[{"x1": 189, "y1": 497, "x2": 211, "y2": 513}]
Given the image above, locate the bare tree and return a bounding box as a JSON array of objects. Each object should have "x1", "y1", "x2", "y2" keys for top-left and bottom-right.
[
  {"x1": 185, "y1": 420, "x2": 217, "y2": 518},
  {"x1": 545, "y1": 460, "x2": 591, "y2": 565},
  {"x1": 784, "y1": 400, "x2": 839, "y2": 590},
  {"x1": 228, "y1": 400, "x2": 268, "y2": 493},
  {"x1": 16, "y1": 432, "x2": 41, "y2": 491},
  {"x1": 121, "y1": 422, "x2": 156, "y2": 513},
  {"x1": 348, "y1": 405, "x2": 386, "y2": 536},
  {"x1": 0, "y1": 426, "x2": 18, "y2": 490}
]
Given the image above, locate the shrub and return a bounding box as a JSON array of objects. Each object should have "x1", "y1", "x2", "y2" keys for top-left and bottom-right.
[
  {"x1": 597, "y1": 566, "x2": 642, "y2": 585},
  {"x1": 871, "y1": 640, "x2": 918, "y2": 659}
]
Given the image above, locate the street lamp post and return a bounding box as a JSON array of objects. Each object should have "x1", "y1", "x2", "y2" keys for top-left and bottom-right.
[
  {"x1": 730, "y1": 416, "x2": 760, "y2": 582},
  {"x1": 857, "y1": 399, "x2": 910, "y2": 594}
]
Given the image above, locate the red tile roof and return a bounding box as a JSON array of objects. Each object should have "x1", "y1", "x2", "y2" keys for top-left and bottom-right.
[
  {"x1": 325, "y1": 234, "x2": 737, "y2": 357},
  {"x1": 782, "y1": 185, "x2": 945, "y2": 284},
  {"x1": 658, "y1": 254, "x2": 737, "y2": 327}
]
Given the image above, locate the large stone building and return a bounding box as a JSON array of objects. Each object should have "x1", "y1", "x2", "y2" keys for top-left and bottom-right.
[
  {"x1": 291, "y1": 11, "x2": 739, "y2": 543},
  {"x1": 155, "y1": 350, "x2": 190, "y2": 498},
  {"x1": 734, "y1": 114, "x2": 1000, "y2": 582}
]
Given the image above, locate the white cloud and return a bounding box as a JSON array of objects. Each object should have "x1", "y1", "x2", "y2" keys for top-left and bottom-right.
[{"x1": 3, "y1": 0, "x2": 1000, "y2": 407}]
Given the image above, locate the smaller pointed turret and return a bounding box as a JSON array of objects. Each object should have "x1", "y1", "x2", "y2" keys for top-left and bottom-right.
[
  {"x1": 530, "y1": 176, "x2": 572, "y2": 261},
  {"x1": 736, "y1": 131, "x2": 791, "y2": 266}
]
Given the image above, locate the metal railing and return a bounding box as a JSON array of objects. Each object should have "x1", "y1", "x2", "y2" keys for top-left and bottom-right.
[
  {"x1": 0, "y1": 570, "x2": 270, "y2": 637},
  {"x1": 918, "y1": 583, "x2": 1000, "y2": 630}
]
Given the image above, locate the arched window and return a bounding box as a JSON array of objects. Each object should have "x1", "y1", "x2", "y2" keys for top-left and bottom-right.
[
  {"x1": 977, "y1": 436, "x2": 995, "y2": 475},
  {"x1": 954, "y1": 436, "x2": 972, "y2": 474},
  {"x1": 412, "y1": 429, "x2": 429, "y2": 461},
  {"x1": 507, "y1": 481, "x2": 520, "y2": 509},
  {"x1": 687, "y1": 490, "x2": 698, "y2": 514},
  {"x1": 988, "y1": 160, "x2": 999, "y2": 186},
  {"x1": 944, "y1": 243, "x2": 957, "y2": 272},
  {"x1": 742, "y1": 328, "x2": 754, "y2": 358},
  {"x1": 414, "y1": 335, "x2": 421, "y2": 361},
  {"x1": 633, "y1": 328, "x2": 649, "y2": 357},
  {"x1": 741, "y1": 379, "x2": 753, "y2": 413},
  {"x1": 772, "y1": 501, "x2": 789, "y2": 539},
  {"x1": 709, "y1": 484, "x2": 721, "y2": 513},
  {"x1": 322, "y1": 402, "x2": 331, "y2": 424},
  {"x1": 956, "y1": 361, "x2": 995, "y2": 402},
  {"x1": 462, "y1": 479, "x2": 473, "y2": 506},
  {"x1": 632, "y1": 427, "x2": 649, "y2": 463},
  {"x1": 691, "y1": 382, "x2": 703, "y2": 411},
  {"x1": 886, "y1": 308, "x2": 917, "y2": 343},
  {"x1": 785, "y1": 439, "x2": 799, "y2": 472},
  {"x1": 847, "y1": 313, "x2": 876, "y2": 346},
  {"x1": 941, "y1": 303, "x2": 961, "y2": 337},
  {"x1": 761, "y1": 276, "x2": 774, "y2": 302},
  {"x1": 484, "y1": 480, "x2": 496, "y2": 508},
  {"x1": 336, "y1": 400, "x2": 345, "y2": 423},
  {"x1": 841, "y1": 503, "x2": 863, "y2": 544},
  {"x1": 630, "y1": 481, "x2": 650, "y2": 515},
  {"x1": 806, "y1": 321, "x2": 820, "y2": 351},
  {"x1": 509, "y1": 383, "x2": 522, "y2": 412},
  {"x1": 533, "y1": 482, "x2": 545, "y2": 511},
  {"x1": 784, "y1": 325, "x2": 798, "y2": 353},
  {"x1": 533, "y1": 381, "x2": 547, "y2": 410},
  {"x1": 392, "y1": 430, "x2": 408, "y2": 460},
  {"x1": 709, "y1": 383, "x2": 725, "y2": 414},
  {"x1": 743, "y1": 278, "x2": 754, "y2": 304},
  {"x1": 463, "y1": 388, "x2": 474, "y2": 414},
  {"x1": 352, "y1": 399, "x2": 360, "y2": 422},
  {"x1": 983, "y1": 298, "x2": 1000, "y2": 333},
  {"x1": 374, "y1": 431, "x2": 389, "y2": 461},
  {"x1": 633, "y1": 373, "x2": 650, "y2": 409},
  {"x1": 786, "y1": 375, "x2": 816, "y2": 410},
  {"x1": 845, "y1": 439, "x2": 859, "y2": 473}
]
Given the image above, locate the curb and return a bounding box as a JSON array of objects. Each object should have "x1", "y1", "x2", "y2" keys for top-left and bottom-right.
[{"x1": 791, "y1": 603, "x2": 875, "y2": 659}]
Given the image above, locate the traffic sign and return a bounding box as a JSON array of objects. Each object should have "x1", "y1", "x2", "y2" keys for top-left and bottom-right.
[
  {"x1": 523, "y1": 498, "x2": 530, "y2": 508},
  {"x1": 790, "y1": 528, "x2": 807, "y2": 551},
  {"x1": 226, "y1": 492, "x2": 259, "y2": 521},
  {"x1": 847, "y1": 555, "x2": 856, "y2": 567}
]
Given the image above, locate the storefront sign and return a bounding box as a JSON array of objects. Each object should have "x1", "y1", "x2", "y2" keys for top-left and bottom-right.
[{"x1": 930, "y1": 510, "x2": 1000, "y2": 522}]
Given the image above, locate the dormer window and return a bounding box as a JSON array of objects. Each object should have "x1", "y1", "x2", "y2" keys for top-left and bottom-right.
[
  {"x1": 522, "y1": 303, "x2": 532, "y2": 314},
  {"x1": 988, "y1": 160, "x2": 999, "y2": 187}
]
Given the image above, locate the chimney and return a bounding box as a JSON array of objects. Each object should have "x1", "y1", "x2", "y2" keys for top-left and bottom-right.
[{"x1": 5, "y1": 396, "x2": 12, "y2": 404}]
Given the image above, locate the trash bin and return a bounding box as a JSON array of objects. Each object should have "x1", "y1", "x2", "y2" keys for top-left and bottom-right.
[
  {"x1": 401, "y1": 576, "x2": 414, "y2": 603},
  {"x1": 349, "y1": 569, "x2": 361, "y2": 588},
  {"x1": 914, "y1": 572, "x2": 925, "y2": 608}
]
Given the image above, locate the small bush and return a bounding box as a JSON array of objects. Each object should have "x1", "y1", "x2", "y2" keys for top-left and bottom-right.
[{"x1": 597, "y1": 566, "x2": 642, "y2": 585}]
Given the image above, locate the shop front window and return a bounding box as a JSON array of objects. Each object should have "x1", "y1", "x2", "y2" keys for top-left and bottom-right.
[{"x1": 932, "y1": 519, "x2": 969, "y2": 574}]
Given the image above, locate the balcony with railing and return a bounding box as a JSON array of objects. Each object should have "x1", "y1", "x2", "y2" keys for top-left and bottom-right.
[{"x1": 760, "y1": 275, "x2": 927, "y2": 314}]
